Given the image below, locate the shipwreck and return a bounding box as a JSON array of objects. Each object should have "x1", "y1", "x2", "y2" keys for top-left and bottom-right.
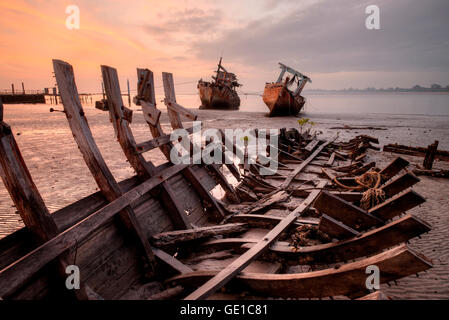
[
  {"x1": 263, "y1": 63, "x2": 311, "y2": 117},
  {"x1": 0, "y1": 60, "x2": 433, "y2": 300},
  {"x1": 198, "y1": 58, "x2": 241, "y2": 110}
]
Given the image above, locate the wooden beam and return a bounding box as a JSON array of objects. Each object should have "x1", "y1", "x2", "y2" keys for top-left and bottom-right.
[
  {"x1": 314, "y1": 191, "x2": 383, "y2": 230},
  {"x1": 0, "y1": 97, "x2": 3, "y2": 122},
  {"x1": 161, "y1": 71, "x2": 226, "y2": 221},
  {"x1": 0, "y1": 162, "x2": 188, "y2": 298},
  {"x1": 135, "y1": 127, "x2": 194, "y2": 154},
  {"x1": 140, "y1": 100, "x2": 161, "y2": 126},
  {"x1": 150, "y1": 223, "x2": 247, "y2": 247},
  {"x1": 151, "y1": 247, "x2": 193, "y2": 274},
  {"x1": 380, "y1": 171, "x2": 420, "y2": 197},
  {"x1": 101, "y1": 65, "x2": 191, "y2": 230},
  {"x1": 304, "y1": 139, "x2": 319, "y2": 153},
  {"x1": 281, "y1": 140, "x2": 331, "y2": 189},
  {"x1": 184, "y1": 181, "x2": 327, "y2": 300},
  {"x1": 54, "y1": 60, "x2": 158, "y2": 273},
  {"x1": 326, "y1": 152, "x2": 335, "y2": 167},
  {"x1": 369, "y1": 189, "x2": 426, "y2": 220},
  {"x1": 318, "y1": 214, "x2": 360, "y2": 239},
  {"x1": 228, "y1": 214, "x2": 319, "y2": 229},
  {"x1": 380, "y1": 157, "x2": 409, "y2": 180},
  {"x1": 0, "y1": 121, "x2": 91, "y2": 300},
  {"x1": 170, "y1": 245, "x2": 431, "y2": 299},
  {"x1": 164, "y1": 99, "x2": 198, "y2": 121}
]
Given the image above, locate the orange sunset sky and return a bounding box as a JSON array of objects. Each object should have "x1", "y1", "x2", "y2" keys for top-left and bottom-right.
[{"x1": 0, "y1": 0, "x2": 448, "y2": 94}]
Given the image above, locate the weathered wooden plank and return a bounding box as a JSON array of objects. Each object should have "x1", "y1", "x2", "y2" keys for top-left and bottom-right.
[
  {"x1": 182, "y1": 166, "x2": 226, "y2": 221},
  {"x1": 169, "y1": 245, "x2": 431, "y2": 299},
  {"x1": 228, "y1": 214, "x2": 319, "y2": 229},
  {"x1": 150, "y1": 223, "x2": 248, "y2": 247},
  {"x1": 357, "y1": 291, "x2": 389, "y2": 300},
  {"x1": 381, "y1": 171, "x2": 420, "y2": 197},
  {"x1": 101, "y1": 64, "x2": 191, "y2": 230},
  {"x1": 318, "y1": 214, "x2": 360, "y2": 239},
  {"x1": 326, "y1": 152, "x2": 335, "y2": 167},
  {"x1": 55, "y1": 60, "x2": 160, "y2": 273},
  {"x1": 383, "y1": 143, "x2": 449, "y2": 161},
  {"x1": 329, "y1": 191, "x2": 363, "y2": 202},
  {"x1": 379, "y1": 157, "x2": 409, "y2": 180},
  {"x1": 240, "y1": 190, "x2": 289, "y2": 215},
  {"x1": 0, "y1": 120, "x2": 91, "y2": 299},
  {"x1": 151, "y1": 247, "x2": 193, "y2": 274},
  {"x1": 249, "y1": 214, "x2": 430, "y2": 264},
  {"x1": 139, "y1": 100, "x2": 161, "y2": 126},
  {"x1": 164, "y1": 99, "x2": 197, "y2": 121},
  {"x1": 314, "y1": 191, "x2": 383, "y2": 230},
  {"x1": 184, "y1": 181, "x2": 326, "y2": 300},
  {"x1": 305, "y1": 139, "x2": 319, "y2": 153},
  {"x1": 136, "y1": 127, "x2": 194, "y2": 154},
  {"x1": 161, "y1": 71, "x2": 226, "y2": 220},
  {"x1": 0, "y1": 163, "x2": 188, "y2": 298},
  {"x1": 281, "y1": 141, "x2": 331, "y2": 189},
  {"x1": 369, "y1": 189, "x2": 426, "y2": 220},
  {"x1": 207, "y1": 214, "x2": 430, "y2": 265}
]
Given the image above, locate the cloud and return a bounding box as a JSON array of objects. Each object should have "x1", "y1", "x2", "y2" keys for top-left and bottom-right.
[
  {"x1": 191, "y1": 0, "x2": 449, "y2": 74},
  {"x1": 143, "y1": 8, "x2": 223, "y2": 43}
]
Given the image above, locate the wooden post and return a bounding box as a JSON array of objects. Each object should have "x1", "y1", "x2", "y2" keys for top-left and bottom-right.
[
  {"x1": 0, "y1": 97, "x2": 3, "y2": 122},
  {"x1": 21, "y1": 82, "x2": 25, "y2": 94},
  {"x1": 53, "y1": 59, "x2": 158, "y2": 274},
  {"x1": 423, "y1": 140, "x2": 438, "y2": 170},
  {"x1": 0, "y1": 120, "x2": 92, "y2": 299},
  {"x1": 11, "y1": 84, "x2": 14, "y2": 95},
  {"x1": 101, "y1": 81, "x2": 105, "y2": 100},
  {"x1": 127, "y1": 79, "x2": 131, "y2": 108},
  {"x1": 102, "y1": 65, "x2": 191, "y2": 229}
]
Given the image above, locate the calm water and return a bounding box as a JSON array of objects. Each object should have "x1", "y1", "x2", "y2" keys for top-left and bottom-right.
[{"x1": 171, "y1": 92, "x2": 449, "y2": 116}]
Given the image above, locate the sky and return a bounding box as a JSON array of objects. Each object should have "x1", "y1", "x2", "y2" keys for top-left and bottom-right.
[{"x1": 0, "y1": 0, "x2": 448, "y2": 94}]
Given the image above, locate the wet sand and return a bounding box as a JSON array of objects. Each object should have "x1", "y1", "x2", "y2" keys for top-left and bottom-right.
[{"x1": 0, "y1": 104, "x2": 448, "y2": 299}]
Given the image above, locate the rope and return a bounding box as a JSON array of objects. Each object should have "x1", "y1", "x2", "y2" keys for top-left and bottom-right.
[{"x1": 332, "y1": 169, "x2": 386, "y2": 210}]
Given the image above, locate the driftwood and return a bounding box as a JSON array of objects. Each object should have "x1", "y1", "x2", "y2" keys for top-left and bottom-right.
[
  {"x1": 183, "y1": 181, "x2": 327, "y2": 300},
  {"x1": 384, "y1": 143, "x2": 449, "y2": 162},
  {"x1": 150, "y1": 224, "x2": 248, "y2": 247},
  {"x1": 170, "y1": 245, "x2": 431, "y2": 299},
  {"x1": 413, "y1": 168, "x2": 449, "y2": 178}
]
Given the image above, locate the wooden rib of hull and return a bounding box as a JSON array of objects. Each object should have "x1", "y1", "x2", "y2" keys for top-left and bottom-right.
[
  {"x1": 263, "y1": 83, "x2": 305, "y2": 117},
  {"x1": 169, "y1": 245, "x2": 432, "y2": 298},
  {"x1": 199, "y1": 214, "x2": 430, "y2": 264},
  {"x1": 198, "y1": 81, "x2": 240, "y2": 110}
]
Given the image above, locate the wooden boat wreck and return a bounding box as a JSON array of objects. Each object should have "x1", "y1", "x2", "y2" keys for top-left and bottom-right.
[
  {"x1": 263, "y1": 63, "x2": 311, "y2": 117},
  {"x1": 0, "y1": 60, "x2": 433, "y2": 300},
  {"x1": 198, "y1": 58, "x2": 241, "y2": 110}
]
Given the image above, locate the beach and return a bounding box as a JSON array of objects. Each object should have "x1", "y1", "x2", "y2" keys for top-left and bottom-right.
[{"x1": 0, "y1": 101, "x2": 448, "y2": 299}]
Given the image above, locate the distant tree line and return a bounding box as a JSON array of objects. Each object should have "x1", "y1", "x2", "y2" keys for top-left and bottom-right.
[{"x1": 306, "y1": 84, "x2": 449, "y2": 93}]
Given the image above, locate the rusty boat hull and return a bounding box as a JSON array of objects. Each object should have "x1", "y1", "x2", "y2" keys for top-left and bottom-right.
[
  {"x1": 198, "y1": 80, "x2": 240, "y2": 110},
  {"x1": 263, "y1": 83, "x2": 305, "y2": 117}
]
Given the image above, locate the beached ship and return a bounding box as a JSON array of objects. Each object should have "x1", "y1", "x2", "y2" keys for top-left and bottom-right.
[
  {"x1": 198, "y1": 58, "x2": 241, "y2": 110},
  {"x1": 0, "y1": 60, "x2": 433, "y2": 300},
  {"x1": 263, "y1": 63, "x2": 311, "y2": 117}
]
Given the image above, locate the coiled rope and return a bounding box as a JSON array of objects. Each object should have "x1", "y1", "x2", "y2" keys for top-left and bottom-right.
[{"x1": 332, "y1": 169, "x2": 386, "y2": 210}]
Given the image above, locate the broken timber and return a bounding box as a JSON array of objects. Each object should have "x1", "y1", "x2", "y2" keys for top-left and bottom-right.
[{"x1": 184, "y1": 181, "x2": 327, "y2": 300}]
